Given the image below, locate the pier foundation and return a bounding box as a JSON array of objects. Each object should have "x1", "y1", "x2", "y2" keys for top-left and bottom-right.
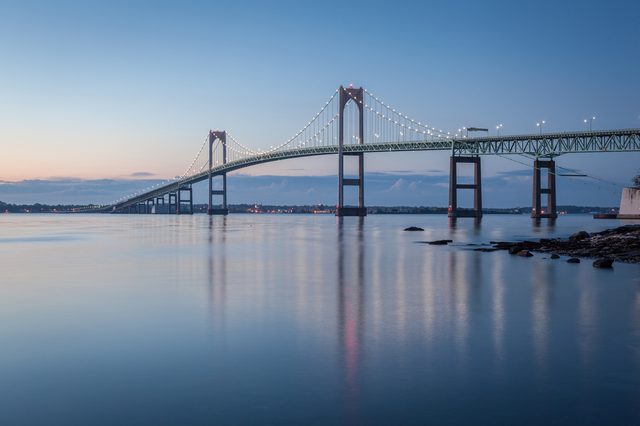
[
  {"x1": 177, "y1": 185, "x2": 193, "y2": 215},
  {"x1": 168, "y1": 192, "x2": 178, "y2": 214},
  {"x1": 448, "y1": 156, "x2": 482, "y2": 218},
  {"x1": 531, "y1": 158, "x2": 557, "y2": 219}
]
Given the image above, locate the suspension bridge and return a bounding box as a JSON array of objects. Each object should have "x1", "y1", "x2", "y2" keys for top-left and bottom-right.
[{"x1": 98, "y1": 85, "x2": 640, "y2": 219}]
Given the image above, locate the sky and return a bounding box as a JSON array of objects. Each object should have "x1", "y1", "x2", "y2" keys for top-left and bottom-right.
[{"x1": 0, "y1": 0, "x2": 638, "y2": 205}]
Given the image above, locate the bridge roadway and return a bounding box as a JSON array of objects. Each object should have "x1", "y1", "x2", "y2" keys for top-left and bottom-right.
[{"x1": 112, "y1": 128, "x2": 640, "y2": 212}]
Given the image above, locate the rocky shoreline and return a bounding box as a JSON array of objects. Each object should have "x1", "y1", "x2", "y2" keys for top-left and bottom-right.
[
  {"x1": 411, "y1": 224, "x2": 640, "y2": 266},
  {"x1": 487, "y1": 224, "x2": 640, "y2": 264}
]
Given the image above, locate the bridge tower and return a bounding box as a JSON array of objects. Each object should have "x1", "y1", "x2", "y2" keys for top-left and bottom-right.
[
  {"x1": 337, "y1": 85, "x2": 366, "y2": 217},
  {"x1": 208, "y1": 130, "x2": 229, "y2": 215},
  {"x1": 531, "y1": 158, "x2": 557, "y2": 219},
  {"x1": 448, "y1": 156, "x2": 482, "y2": 218}
]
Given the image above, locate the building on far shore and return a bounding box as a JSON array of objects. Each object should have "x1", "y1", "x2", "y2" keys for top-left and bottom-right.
[{"x1": 618, "y1": 187, "x2": 640, "y2": 219}]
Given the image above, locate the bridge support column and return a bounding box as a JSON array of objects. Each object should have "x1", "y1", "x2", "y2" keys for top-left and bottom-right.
[
  {"x1": 208, "y1": 131, "x2": 229, "y2": 215},
  {"x1": 336, "y1": 85, "x2": 366, "y2": 217},
  {"x1": 177, "y1": 185, "x2": 193, "y2": 215},
  {"x1": 531, "y1": 158, "x2": 557, "y2": 219},
  {"x1": 448, "y1": 156, "x2": 482, "y2": 218},
  {"x1": 168, "y1": 192, "x2": 178, "y2": 214},
  {"x1": 155, "y1": 197, "x2": 165, "y2": 214}
]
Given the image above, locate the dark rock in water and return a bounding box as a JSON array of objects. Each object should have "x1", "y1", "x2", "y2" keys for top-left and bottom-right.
[
  {"x1": 474, "y1": 248, "x2": 500, "y2": 252},
  {"x1": 404, "y1": 226, "x2": 424, "y2": 231},
  {"x1": 592, "y1": 258, "x2": 614, "y2": 268},
  {"x1": 567, "y1": 258, "x2": 581, "y2": 264},
  {"x1": 508, "y1": 246, "x2": 524, "y2": 255},
  {"x1": 428, "y1": 239, "x2": 453, "y2": 245},
  {"x1": 517, "y1": 250, "x2": 533, "y2": 257},
  {"x1": 569, "y1": 231, "x2": 590, "y2": 242},
  {"x1": 492, "y1": 241, "x2": 515, "y2": 250},
  {"x1": 486, "y1": 225, "x2": 640, "y2": 263}
]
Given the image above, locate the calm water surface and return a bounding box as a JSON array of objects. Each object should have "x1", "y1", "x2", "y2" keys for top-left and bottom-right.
[{"x1": 1, "y1": 214, "x2": 639, "y2": 425}]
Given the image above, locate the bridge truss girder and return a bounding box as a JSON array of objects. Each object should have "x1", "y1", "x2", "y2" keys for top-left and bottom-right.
[{"x1": 451, "y1": 130, "x2": 640, "y2": 157}]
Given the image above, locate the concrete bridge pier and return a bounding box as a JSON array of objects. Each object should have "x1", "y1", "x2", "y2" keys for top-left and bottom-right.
[
  {"x1": 531, "y1": 158, "x2": 557, "y2": 219},
  {"x1": 336, "y1": 85, "x2": 367, "y2": 217},
  {"x1": 177, "y1": 185, "x2": 193, "y2": 215},
  {"x1": 448, "y1": 155, "x2": 482, "y2": 218},
  {"x1": 208, "y1": 130, "x2": 229, "y2": 215},
  {"x1": 155, "y1": 196, "x2": 165, "y2": 214},
  {"x1": 168, "y1": 192, "x2": 178, "y2": 214},
  {"x1": 337, "y1": 151, "x2": 366, "y2": 216}
]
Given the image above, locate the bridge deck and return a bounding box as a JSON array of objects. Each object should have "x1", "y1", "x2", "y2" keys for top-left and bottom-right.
[{"x1": 110, "y1": 129, "x2": 640, "y2": 211}]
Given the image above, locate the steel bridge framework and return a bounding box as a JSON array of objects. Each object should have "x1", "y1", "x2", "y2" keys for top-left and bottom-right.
[
  {"x1": 77, "y1": 84, "x2": 640, "y2": 219},
  {"x1": 108, "y1": 128, "x2": 640, "y2": 215}
]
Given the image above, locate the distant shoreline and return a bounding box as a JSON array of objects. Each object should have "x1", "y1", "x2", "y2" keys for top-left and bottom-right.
[{"x1": 1, "y1": 201, "x2": 619, "y2": 215}]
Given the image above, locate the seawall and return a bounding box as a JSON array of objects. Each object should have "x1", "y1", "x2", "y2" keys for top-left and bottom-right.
[{"x1": 619, "y1": 187, "x2": 640, "y2": 219}]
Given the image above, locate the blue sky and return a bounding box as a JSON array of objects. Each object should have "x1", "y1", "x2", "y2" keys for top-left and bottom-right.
[{"x1": 0, "y1": 0, "x2": 638, "y2": 204}]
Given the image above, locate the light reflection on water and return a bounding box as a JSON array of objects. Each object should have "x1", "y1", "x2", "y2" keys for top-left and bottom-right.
[{"x1": 1, "y1": 213, "x2": 640, "y2": 425}]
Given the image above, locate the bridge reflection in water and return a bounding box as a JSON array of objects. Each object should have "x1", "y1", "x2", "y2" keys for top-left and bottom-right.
[
  {"x1": 148, "y1": 213, "x2": 640, "y2": 423},
  {"x1": 200, "y1": 217, "x2": 610, "y2": 419},
  {"x1": 3, "y1": 213, "x2": 639, "y2": 423}
]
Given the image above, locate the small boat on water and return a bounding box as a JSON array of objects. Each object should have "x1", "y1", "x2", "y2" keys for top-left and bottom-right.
[{"x1": 593, "y1": 213, "x2": 618, "y2": 219}]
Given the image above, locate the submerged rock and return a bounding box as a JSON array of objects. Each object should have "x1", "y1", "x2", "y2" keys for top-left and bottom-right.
[
  {"x1": 592, "y1": 258, "x2": 614, "y2": 269},
  {"x1": 490, "y1": 241, "x2": 510, "y2": 246},
  {"x1": 428, "y1": 239, "x2": 453, "y2": 245},
  {"x1": 550, "y1": 254, "x2": 560, "y2": 259},
  {"x1": 517, "y1": 250, "x2": 534, "y2": 257},
  {"x1": 567, "y1": 258, "x2": 581, "y2": 264},
  {"x1": 508, "y1": 246, "x2": 524, "y2": 255},
  {"x1": 404, "y1": 226, "x2": 424, "y2": 231}
]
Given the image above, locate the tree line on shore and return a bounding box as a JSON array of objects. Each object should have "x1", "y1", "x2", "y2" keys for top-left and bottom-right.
[{"x1": 0, "y1": 200, "x2": 619, "y2": 215}]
